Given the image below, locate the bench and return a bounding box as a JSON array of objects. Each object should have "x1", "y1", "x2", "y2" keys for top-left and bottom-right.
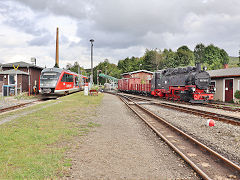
[{"x1": 89, "y1": 89, "x2": 98, "y2": 96}]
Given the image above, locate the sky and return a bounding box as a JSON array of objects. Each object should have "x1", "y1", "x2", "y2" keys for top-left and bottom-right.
[{"x1": 0, "y1": 0, "x2": 240, "y2": 69}]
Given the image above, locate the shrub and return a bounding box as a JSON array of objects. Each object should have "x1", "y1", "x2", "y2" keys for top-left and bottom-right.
[{"x1": 234, "y1": 90, "x2": 240, "y2": 100}]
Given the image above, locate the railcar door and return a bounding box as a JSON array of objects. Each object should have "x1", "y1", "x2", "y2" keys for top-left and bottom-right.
[{"x1": 225, "y1": 79, "x2": 233, "y2": 102}]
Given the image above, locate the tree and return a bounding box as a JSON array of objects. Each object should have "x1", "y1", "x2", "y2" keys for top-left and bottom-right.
[
  {"x1": 219, "y1": 49, "x2": 229, "y2": 65},
  {"x1": 175, "y1": 45, "x2": 194, "y2": 66},
  {"x1": 66, "y1": 61, "x2": 86, "y2": 75},
  {"x1": 142, "y1": 49, "x2": 163, "y2": 71},
  {"x1": 204, "y1": 44, "x2": 229, "y2": 70},
  {"x1": 94, "y1": 59, "x2": 121, "y2": 85},
  {"x1": 194, "y1": 43, "x2": 206, "y2": 64},
  {"x1": 162, "y1": 49, "x2": 177, "y2": 68}
]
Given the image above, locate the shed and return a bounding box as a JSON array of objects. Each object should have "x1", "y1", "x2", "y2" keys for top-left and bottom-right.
[
  {"x1": 0, "y1": 61, "x2": 43, "y2": 94},
  {"x1": 207, "y1": 67, "x2": 240, "y2": 102}
]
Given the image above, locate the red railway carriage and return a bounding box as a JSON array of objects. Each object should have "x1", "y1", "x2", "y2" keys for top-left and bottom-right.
[
  {"x1": 118, "y1": 77, "x2": 151, "y2": 95},
  {"x1": 40, "y1": 68, "x2": 86, "y2": 96}
]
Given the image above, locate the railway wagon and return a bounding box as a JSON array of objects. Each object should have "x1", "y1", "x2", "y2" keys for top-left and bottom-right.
[
  {"x1": 39, "y1": 68, "x2": 85, "y2": 97},
  {"x1": 118, "y1": 63, "x2": 215, "y2": 103}
]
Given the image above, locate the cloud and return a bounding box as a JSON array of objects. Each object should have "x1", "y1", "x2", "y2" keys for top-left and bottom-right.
[{"x1": 1, "y1": 0, "x2": 240, "y2": 69}]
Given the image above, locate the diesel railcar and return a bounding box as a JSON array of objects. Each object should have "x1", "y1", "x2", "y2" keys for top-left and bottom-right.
[{"x1": 39, "y1": 68, "x2": 87, "y2": 97}]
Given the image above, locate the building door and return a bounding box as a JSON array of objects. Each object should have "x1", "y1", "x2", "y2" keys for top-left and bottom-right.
[{"x1": 225, "y1": 79, "x2": 233, "y2": 102}]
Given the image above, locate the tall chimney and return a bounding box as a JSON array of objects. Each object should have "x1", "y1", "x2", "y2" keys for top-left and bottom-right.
[{"x1": 55, "y1": 27, "x2": 59, "y2": 68}]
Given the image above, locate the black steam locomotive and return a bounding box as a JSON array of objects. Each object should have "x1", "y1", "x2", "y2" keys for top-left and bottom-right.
[{"x1": 151, "y1": 63, "x2": 215, "y2": 103}]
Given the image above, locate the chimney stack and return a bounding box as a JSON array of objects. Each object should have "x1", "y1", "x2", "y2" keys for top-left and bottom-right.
[
  {"x1": 223, "y1": 64, "x2": 228, "y2": 69},
  {"x1": 55, "y1": 27, "x2": 59, "y2": 68}
]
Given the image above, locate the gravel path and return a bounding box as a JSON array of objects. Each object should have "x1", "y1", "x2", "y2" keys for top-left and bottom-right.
[
  {"x1": 65, "y1": 93, "x2": 199, "y2": 179},
  {"x1": 142, "y1": 104, "x2": 240, "y2": 166}
]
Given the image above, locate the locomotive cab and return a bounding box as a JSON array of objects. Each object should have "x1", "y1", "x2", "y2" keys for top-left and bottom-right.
[{"x1": 40, "y1": 68, "x2": 63, "y2": 94}]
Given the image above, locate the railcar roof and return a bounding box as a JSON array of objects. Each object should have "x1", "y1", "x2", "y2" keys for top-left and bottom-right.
[{"x1": 41, "y1": 68, "x2": 79, "y2": 75}]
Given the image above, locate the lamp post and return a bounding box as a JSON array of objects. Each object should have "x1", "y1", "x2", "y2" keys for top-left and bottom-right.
[
  {"x1": 139, "y1": 63, "x2": 142, "y2": 70},
  {"x1": 90, "y1": 39, "x2": 94, "y2": 88}
]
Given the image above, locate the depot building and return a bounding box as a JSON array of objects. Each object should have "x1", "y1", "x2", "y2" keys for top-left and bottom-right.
[
  {"x1": 0, "y1": 61, "x2": 43, "y2": 95},
  {"x1": 208, "y1": 66, "x2": 240, "y2": 103}
]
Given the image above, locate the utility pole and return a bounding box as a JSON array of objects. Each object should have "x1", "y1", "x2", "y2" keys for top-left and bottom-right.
[{"x1": 90, "y1": 39, "x2": 94, "y2": 88}]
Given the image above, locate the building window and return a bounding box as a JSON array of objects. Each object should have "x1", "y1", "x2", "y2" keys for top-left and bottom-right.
[
  {"x1": 0, "y1": 76, "x2": 3, "y2": 81},
  {"x1": 210, "y1": 81, "x2": 216, "y2": 87},
  {"x1": 9, "y1": 75, "x2": 16, "y2": 85}
]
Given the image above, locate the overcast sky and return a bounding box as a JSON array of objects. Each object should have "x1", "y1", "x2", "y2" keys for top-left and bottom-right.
[{"x1": 0, "y1": 0, "x2": 239, "y2": 68}]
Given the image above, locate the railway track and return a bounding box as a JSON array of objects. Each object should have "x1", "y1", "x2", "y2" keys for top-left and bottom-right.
[
  {"x1": 0, "y1": 100, "x2": 40, "y2": 114},
  {"x1": 118, "y1": 93, "x2": 240, "y2": 126},
  {"x1": 118, "y1": 93, "x2": 240, "y2": 180}
]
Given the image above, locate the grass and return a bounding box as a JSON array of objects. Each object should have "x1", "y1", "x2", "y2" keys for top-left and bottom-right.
[{"x1": 0, "y1": 92, "x2": 103, "y2": 179}]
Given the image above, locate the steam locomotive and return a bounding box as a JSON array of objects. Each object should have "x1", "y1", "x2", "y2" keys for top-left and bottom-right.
[
  {"x1": 118, "y1": 64, "x2": 215, "y2": 103},
  {"x1": 151, "y1": 63, "x2": 214, "y2": 103},
  {"x1": 39, "y1": 68, "x2": 87, "y2": 97}
]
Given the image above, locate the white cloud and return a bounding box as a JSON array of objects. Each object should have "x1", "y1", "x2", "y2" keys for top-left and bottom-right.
[{"x1": 0, "y1": 0, "x2": 240, "y2": 69}]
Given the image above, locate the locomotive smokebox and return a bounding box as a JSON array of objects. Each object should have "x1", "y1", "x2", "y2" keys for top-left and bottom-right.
[{"x1": 196, "y1": 63, "x2": 201, "y2": 72}]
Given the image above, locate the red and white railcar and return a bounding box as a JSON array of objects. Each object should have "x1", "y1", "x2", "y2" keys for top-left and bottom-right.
[{"x1": 39, "y1": 68, "x2": 87, "y2": 96}]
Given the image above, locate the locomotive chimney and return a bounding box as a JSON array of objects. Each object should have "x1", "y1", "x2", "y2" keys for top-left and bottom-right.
[
  {"x1": 55, "y1": 27, "x2": 59, "y2": 68},
  {"x1": 196, "y1": 63, "x2": 201, "y2": 72}
]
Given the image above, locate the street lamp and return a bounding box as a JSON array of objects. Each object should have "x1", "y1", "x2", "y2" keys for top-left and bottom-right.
[
  {"x1": 139, "y1": 63, "x2": 142, "y2": 70},
  {"x1": 90, "y1": 39, "x2": 94, "y2": 88}
]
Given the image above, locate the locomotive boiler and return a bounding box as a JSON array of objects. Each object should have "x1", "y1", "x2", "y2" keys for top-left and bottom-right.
[{"x1": 151, "y1": 63, "x2": 214, "y2": 103}]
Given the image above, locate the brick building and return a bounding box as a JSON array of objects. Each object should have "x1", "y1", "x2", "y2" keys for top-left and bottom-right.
[
  {"x1": 0, "y1": 61, "x2": 43, "y2": 95},
  {"x1": 121, "y1": 70, "x2": 153, "y2": 83}
]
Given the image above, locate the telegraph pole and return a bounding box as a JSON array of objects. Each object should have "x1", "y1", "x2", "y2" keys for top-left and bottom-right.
[{"x1": 90, "y1": 39, "x2": 94, "y2": 88}]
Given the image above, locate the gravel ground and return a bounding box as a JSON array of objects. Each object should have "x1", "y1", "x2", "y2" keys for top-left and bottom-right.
[
  {"x1": 142, "y1": 104, "x2": 240, "y2": 166},
  {"x1": 0, "y1": 96, "x2": 37, "y2": 109},
  {"x1": 64, "y1": 93, "x2": 199, "y2": 179},
  {"x1": 156, "y1": 99, "x2": 240, "y2": 118}
]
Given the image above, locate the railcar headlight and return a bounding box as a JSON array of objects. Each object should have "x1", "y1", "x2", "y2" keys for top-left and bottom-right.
[
  {"x1": 214, "y1": 87, "x2": 216, "y2": 92},
  {"x1": 192, "y1": 87, "x2": 196, "y2": 92}
]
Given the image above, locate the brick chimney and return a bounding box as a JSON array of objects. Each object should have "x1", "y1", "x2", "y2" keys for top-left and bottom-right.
[{"x1": 223, "y1": 64, "x2": 228, "y2": 69}]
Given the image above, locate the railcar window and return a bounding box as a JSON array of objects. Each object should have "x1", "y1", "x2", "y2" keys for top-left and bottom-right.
[
  {"x1": 61, "y1": 74, "x2": 73, "y2": 82},
  {"x1": 41, "y1": 72, "x2": 58, "y2": 79},
  {"x1": 61, "y1": 74, "x2": 67, "y2": 82},
  {"x1": 67, "y1": 75, "x2": 73, "y2": 82}
]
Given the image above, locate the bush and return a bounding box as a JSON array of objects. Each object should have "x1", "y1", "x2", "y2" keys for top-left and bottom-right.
[{"x1": 235, "y1": 90, "x2": 240, "y2": 100}]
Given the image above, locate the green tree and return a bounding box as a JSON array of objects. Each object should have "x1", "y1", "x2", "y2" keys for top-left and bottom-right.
[
  {"x1": 94, "y1": 59, "x2": 121, "y2": 85},
  {"x1": 142, "y1": 49, "x2": 163, "y2": 71},
  {"x1": 194, "y1": 43, "x2": 206, "y2": 63},
  {"x1": 162, "y1": 49, "x2": 177, "y2": 68},
  {"x1": 117, "y1": 56, "x2": 141, "y2": 73},
  {"x1": 175, "y1": 45, "x2": 194, "y2": 66},
  {"x1": 66, "y1": 61, "x2": 86, "y2": 75},
  {"x1": 204, "y1": 44, "x2": 225, "y2": 70},
  {"x1": 219, "y1": 49, "x2": 229, "y2": 65}
]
